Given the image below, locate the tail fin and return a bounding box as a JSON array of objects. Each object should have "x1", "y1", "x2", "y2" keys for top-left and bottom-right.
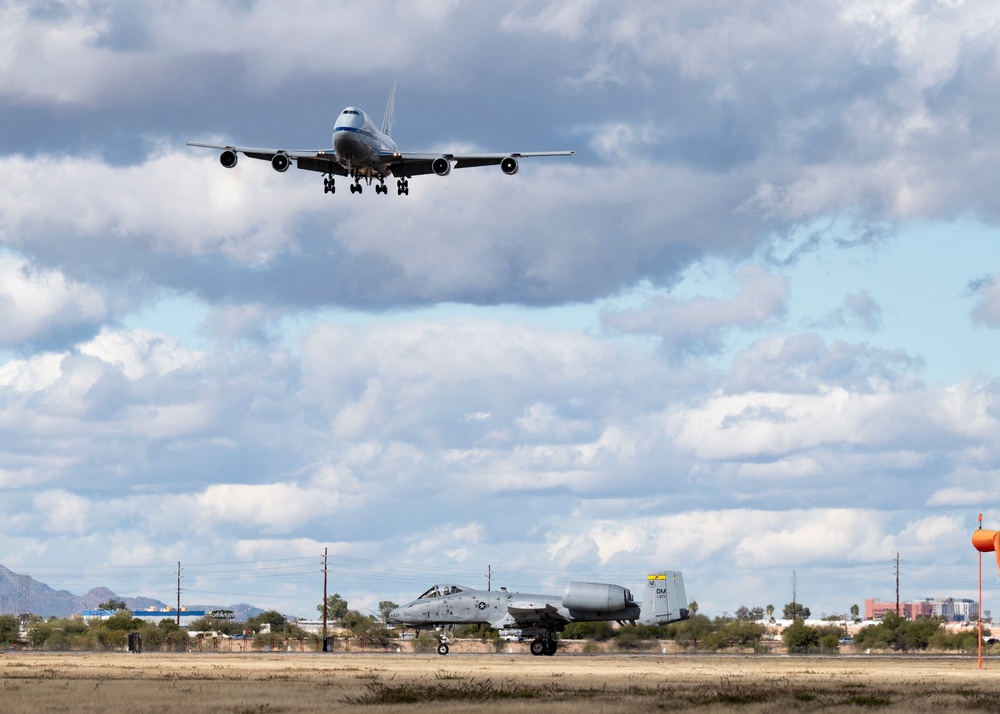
[
  {"x1": 639, "y1": 571, "x2": 689, "y2": 626},
  {"x1": 381, "y1": 78, "x2": 396, "y2": 137}
]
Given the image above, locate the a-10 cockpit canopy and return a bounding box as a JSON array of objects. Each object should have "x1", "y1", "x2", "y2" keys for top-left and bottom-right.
[{"x1": 417, "y1": 585, "x2": 470, "y2": 600}]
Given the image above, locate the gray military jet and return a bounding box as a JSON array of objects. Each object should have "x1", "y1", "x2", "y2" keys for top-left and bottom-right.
[{"x1": 388, "y1": 570, "x2": 688, "y2": 655}]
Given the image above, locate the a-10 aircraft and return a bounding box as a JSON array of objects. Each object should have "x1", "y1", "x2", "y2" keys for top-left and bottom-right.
[
  {"x1": 187, "y1": 80, "x2": 573, "y2": 196},
  {"x1": 388, "y1": 570, "x2": 688, "y2": 655}
]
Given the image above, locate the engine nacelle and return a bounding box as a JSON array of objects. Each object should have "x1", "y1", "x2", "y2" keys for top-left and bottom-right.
[
  {"x1": 271, "y1": 152, "x2": 291, "y2": 173},
  {"x1": 431, "y1": 156, "x2": 451, "y2": 176},
  {"x1": 500, "y1": 156, "x2": 519, "y2": 175},
  {"x1": 220, "y1": 149, "x2": 238, "y2": 169},
  {"x1": 562, "y1": 582, "x2": 631, "y2": 612}
]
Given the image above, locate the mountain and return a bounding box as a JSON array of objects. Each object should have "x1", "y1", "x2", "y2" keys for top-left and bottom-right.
[
  {"x1": 1, "y1": 564, "x2": 87, "y2": 618},
  {"x1": 0, "y1": 564, "x2": 263, "y2": 620},
  {"x1": 80, "y1": 587, "x2": 169, "y2": 612}
]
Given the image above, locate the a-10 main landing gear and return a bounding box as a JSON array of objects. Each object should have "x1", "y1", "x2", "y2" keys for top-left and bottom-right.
[
  {"x1": 529, "y1": 634, "x2": 557, "y2": 656},
  {"x1": 437, "y1": 632, "x2": 452, "y2": 655}
]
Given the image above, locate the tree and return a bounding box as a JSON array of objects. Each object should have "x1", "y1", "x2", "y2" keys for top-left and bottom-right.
[
  {"x1": 782, "y1": 602, "x2": 811, "y2": 620},
  {"x1": 782, "y1": 620, "x2": 820, "y2": 652},
  {"x1": 317, "y1": 593, "x2": 348, "y2": 620},
  {"x1": 663, "y1": 614, "x2": 714, "y2": 648},
  {"x1": 377, "y1": 600, "x2": 398, "y2": 624},
  {"x1": 688, "y1": 601, "x2": 699, "y2": 617},
  {"x1": 850, "y1": 603, "x2": 860, "y2": 622},
  {"x1": 563, "y1": 621, "x2": 615, "y2": 641},
  {"x1": 704, "y1": 620, "x2": 766, "y2": 650},
  {"x1": 246, "y1": 610, "x2": 287, "y2": 632},
  {"x1": 852, "y1": 613, "x2": 943, "y2": 652},
  {"x1": 98, "y1": 598, "x2": 126, "y2": 611},
  {"x1": 766, "y1": 604, "x2": 775, "y2": 623},
  {"x1": 0, "y1": 615, "x2": 19, "y2": 645},
  {"x1": 735, "y1": 605, "x2": 764, "y2": 621},
  {"x1": 104, "y1": 610, "x2": 143, "y2": 632}
]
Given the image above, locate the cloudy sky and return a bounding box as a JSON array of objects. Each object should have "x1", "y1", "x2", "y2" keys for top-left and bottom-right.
[{"x1": 2, "y1": 0, "x2": 999, "y2": 620}]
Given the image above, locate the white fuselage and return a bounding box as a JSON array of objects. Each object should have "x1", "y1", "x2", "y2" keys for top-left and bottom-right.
[{"x1": 332, "y1": 107, "x2": 397, "y2": 174}]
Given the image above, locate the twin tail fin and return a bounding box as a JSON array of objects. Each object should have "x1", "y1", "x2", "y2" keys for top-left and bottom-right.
[{"x1": 639, "y1": 571, "x2": 689, "y2": 626}]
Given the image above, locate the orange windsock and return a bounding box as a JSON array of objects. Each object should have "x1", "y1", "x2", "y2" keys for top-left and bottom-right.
[
  {"x1": 973, "y1": 529, "x2": 1000, "y2": 574},
  {"x1": 973, "y1": 529, "x2": 1000, "y2": 552}
]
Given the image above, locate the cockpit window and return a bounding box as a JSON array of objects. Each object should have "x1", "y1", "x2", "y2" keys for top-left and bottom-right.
[
  {"x1": 417, "y1": 585, "x2": 464, "y2": 600},
  {"x1": 343, "y1": 109, "x2": 361, "y2": 116}
]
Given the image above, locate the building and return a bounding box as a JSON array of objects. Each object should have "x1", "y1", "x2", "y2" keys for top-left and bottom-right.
[
  {"x1": 81, "y1": 608, "x2": 207, "y2": 624},
  {"x1": 864, "y1": 597, "x2": 977, "y2": 622}
]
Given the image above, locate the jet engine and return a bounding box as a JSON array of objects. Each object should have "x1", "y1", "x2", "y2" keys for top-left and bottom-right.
[
  {"x1": 432, "y1": 156, "x2": 452, "y2": 176},
  {"x1": 500, "y1": 156, "x2": 519, "y2": 175},
  {"x1": 271, "y1": 152, "x2": 291, "y2": 172},
  {"x1": 220, "y1": 149, "x2": 238, "y2": 168},
  {"x1": 562, "y1": 582, "x2": 631, "y2": 612}
]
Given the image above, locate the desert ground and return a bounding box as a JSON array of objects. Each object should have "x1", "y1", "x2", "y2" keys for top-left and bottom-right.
[{"x1": 4, "y1": 651, "x2": 1000, "y2": 713}]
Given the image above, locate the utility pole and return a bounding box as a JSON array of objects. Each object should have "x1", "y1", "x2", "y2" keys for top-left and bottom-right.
[
  {"x1": 895, "y1": 553, "x2": 900, "y2": 617},
  {"x1": 322, "y1": 548, "x2": 329, "y2": 643},
  {"x1": 488, "y1": 565, "x2": 491, "y2": 592},
  {"x1": 792, "y1": 570, "x2": 797, "y2": 621},
  {"x1": 176, "y1": 561, "x2": 182, "y2": 627}
]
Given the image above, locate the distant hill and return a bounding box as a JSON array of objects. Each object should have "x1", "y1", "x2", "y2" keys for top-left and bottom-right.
[
  {"x1": 0, "y1": 563, "x2": 263, "y2": 621},
  {"x1": 1, "y1": 564, "x2": 88, "y2": 618}
]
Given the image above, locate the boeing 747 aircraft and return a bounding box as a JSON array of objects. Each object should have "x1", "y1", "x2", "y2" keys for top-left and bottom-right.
[{"x1": 187, "y1": 80, "x2": 573, "y2": 196}]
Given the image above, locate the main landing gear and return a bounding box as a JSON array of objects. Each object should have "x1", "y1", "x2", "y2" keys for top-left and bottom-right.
[
  {"x1": 349, "y1": 177, "x2": 390, "y2": 195},
  {"x1": 529, "y1": 634, "x2": 557, "y2": 656},
  {"x1": 326, "y1": 172, "x2": 408, "y2": 196}
]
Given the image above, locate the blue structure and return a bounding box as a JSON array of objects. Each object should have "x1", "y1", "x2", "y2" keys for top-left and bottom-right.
[{"x1": 82, "y1": 609, "x2": 206, "y2": 620}]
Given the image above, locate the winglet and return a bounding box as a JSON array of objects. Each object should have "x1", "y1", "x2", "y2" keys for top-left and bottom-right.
[{"x1": 382, "y1": 78, "x2": 396, "y2": 137}]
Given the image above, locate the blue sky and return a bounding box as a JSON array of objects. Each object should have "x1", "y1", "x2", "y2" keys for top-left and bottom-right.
[{"x1": 3, "y1": 0, "x2": 1000, "y2": 620}]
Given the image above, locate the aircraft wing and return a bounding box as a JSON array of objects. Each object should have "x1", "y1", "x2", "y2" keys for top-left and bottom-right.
[
  {"x1": 185, "y1": 142, "x2": 349, "y2": 176},
  {"x1": 384, "y1": 151, "x2": 574, "y2": 177},
  {"x1": 505, "y1": 601, "x2": 570, "y2": 628}
]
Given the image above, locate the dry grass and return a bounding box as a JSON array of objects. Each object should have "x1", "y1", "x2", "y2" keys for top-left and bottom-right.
[{"x1": 4, "y1": 652, "x2": 1000, "y2": 712}]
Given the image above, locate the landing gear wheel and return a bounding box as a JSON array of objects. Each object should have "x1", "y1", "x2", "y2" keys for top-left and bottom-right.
[
  {"x1": 543, "y1": 640, "x2": 557, "y2": 656},
  {"x1": 324, "y1": 177, "x2": 336, "y2": 194},
  {"x1": 437, "y1": 643, "x2": 449, "y2": 656},
  {"x1": 350, "y1": 183, "x2": 362, "y2": 194},
  {"x1": 529, "y1": 639, "x2": 546, "y2": 656}
]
